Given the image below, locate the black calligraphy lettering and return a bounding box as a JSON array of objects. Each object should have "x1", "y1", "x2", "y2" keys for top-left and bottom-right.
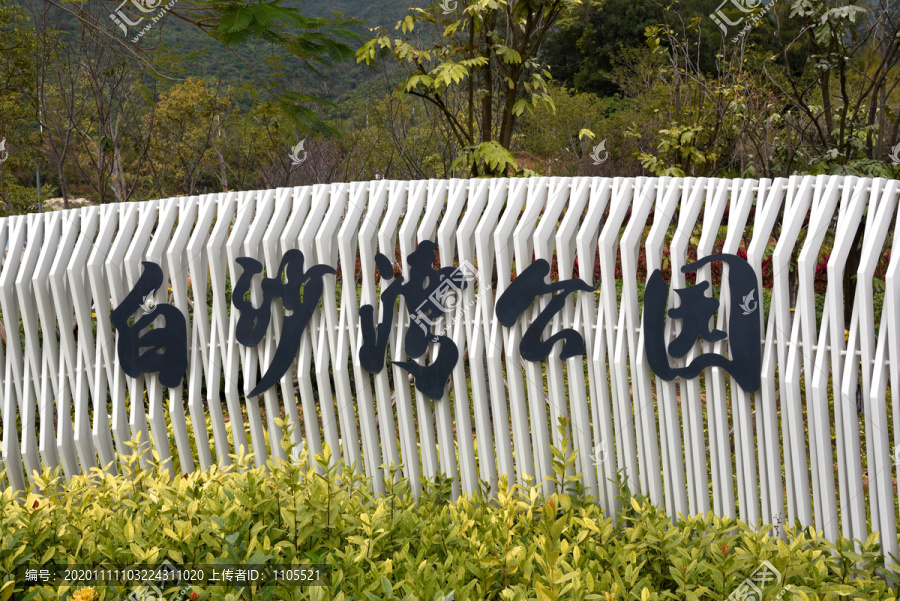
[
  {"x1": 359, "y1": 240, "x2": 471, "y2": 401},
  {"x1": 495, "y1": 259, "x2": 596, "y2": 361},
  {"x1": 643, "y1": 253, "x2": 761, "y2": 393},
  {"x1": 110, "y1": 261, "x2": 187, "y2": 388},
  {"x1": 232, "y1": 250, "x2": 336, "y2": 397}
]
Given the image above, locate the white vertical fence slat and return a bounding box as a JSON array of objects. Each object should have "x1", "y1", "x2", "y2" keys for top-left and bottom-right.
[
  {"x1": 281, "y1": 187, "x2": 317, "y2": 462},
  {"x1": 753, "y1": 179, "x2": 786, "y2": 524},
  {"x1": 827, "y1": 179, "x2": 863, "y2": 541},
  {"x1": 380, "y1": 180, "x2": 417, "y2": 491},
  {"x1": 86, "y1": 204, "x2": 118, "y2": 473},
  {"x1": 17, "y1": 214, "x2": 44, "y2": 481},
  {"x1": 185, "y1": 194, "x2": 217, "y2": 471},
  {"x1": 2, "y1": 216, "x2": 25, "y2": 414},
  {"x1": 145, "y1": 198, "x2": 179, "y2": 473},
  {"x1": 166, "y1": 196, "x2": 199, "y2": 475},
  {"x1": 511, "y1": 178, "x2": 546, "y2": 495},
  {"x1": 238, "y1": 189, "x2": 275, "y2": 468},
  {"x1": 534, "y1": 177, "x2": 571, "y2": 489},
  {"x1": 224, "y1": 193, "x2": 256, "y2": 463},
  {"x1": 34, "y1": 212, "x2": 62, "y2": 476},
  {"x1": 478, "y1": 179, "x2": 513, "y2": 490},
  {"x1": 578, "y1": 177, "x2": 615, "y2": 513},
  {"x1": 557, "y1": 177, "x2": 596, "y2": 498},
  {"x1": 804, "y1": 177, "x2": 842, "y2": 541},
  {"x1": 777, "y1": 176, "x2": 815, "y2": 530},
  {"x1": 340, "y1": 181, "x2": 383, "y2": 494},
  {"x1": 66, "y1": 208, "x2": 99, "y2": 478},
  {"x1": 598, "y1": 178, "x2": 636, "y2": 497},
  {"x1": 204, "y1": 192, "x2": 237, "y2": 467},
  {"x1": 104, "y1": 201, "x2": 139, "y2": 464},
  {"x1": 643, "y1": 177, "x2": 681, "y2": 516},
  {"x1": 678, "y1": 179, "x2": 713, "y2": 518},
  {"x1": 851, "y1": 179, "x2": 898, "y2": 547},
  {"x1": 752, "y1": 180, "x2": 791, "y2": 523},
  {"x1": 457, "y1": 179, "x2": 493, "y2": 493},
  {"x1": 2, "y1": 176, "x2": 899, "y2": 554},
  {"x1": 395, "y1": 181, "x2": 432, "y2": 487},
  {"x1": 441, "y1": 180, "x2": 476, "y2": 497},
  {"x1": 874, "y1": 180, "x2": 900, "y2": 561},
  {"x1": 1, "y1": 216, "x2": 27, "y2": 491},
  {"x1": 49, "y1": 210, "x2": 80, "y2": 480},
  {"x1": 357, "y1": 180, "x2": 400, "y2": 486},
  {"x1": 694, "y1": 178, "x2": 731, "y2": 520},
  {"x1": 420, "y1": 179, "x2": 459, "y2": 498},
  {"x1": 749, "y1": 179, "x2": 780, "y2": 531},
  {"x1": 123, "y1": 200, "x2": 160, "y2": 466},
  {"x1": 495, "y1": 179, "x2": 533, "y2": 489},
  {"x1": 257, "y1": 191, "x2": 286, "y2": 464}
]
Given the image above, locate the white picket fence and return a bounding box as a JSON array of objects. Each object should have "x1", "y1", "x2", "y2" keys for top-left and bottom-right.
[{"x1": 0, "y1": 176, "x2": 898, "y2": 557}]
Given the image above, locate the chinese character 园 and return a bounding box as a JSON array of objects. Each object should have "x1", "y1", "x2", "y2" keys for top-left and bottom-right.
[{"x1": 643, "y1": 253, "x2": 761, "y2": 393}]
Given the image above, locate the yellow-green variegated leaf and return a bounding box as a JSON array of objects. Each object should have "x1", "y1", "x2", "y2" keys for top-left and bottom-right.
[{"x1": 443, "y1": 21, "x2": 462, "y2": 37}]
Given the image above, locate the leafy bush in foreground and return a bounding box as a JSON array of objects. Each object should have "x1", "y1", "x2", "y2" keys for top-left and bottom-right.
[{"x1": 0, "y1": 423, "x2": 897, "y2": 601}]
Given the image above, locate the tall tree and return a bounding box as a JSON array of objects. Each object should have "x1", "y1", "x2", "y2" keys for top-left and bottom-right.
[
  {"x1": 0, "y1": 0, "x2": 39, "y2": 210},
  {"x1": 29, "y1": 0, "x2": 91, "y2": 208},
  {"x1": 356, "y1": 0, "x2": 580, "y2": 176},
  {"x1": 146, "y1": 78, "x2": 233, "y2": 196}
]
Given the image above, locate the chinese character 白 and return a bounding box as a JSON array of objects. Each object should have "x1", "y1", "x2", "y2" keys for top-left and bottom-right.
[{"x1": 111, "y1": 261, "x2": 187, "y2": 388}]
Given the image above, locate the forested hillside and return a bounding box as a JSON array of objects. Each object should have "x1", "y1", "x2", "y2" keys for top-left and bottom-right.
[
  {"x1": 0, "y1": 0, "x2": 898, "y2": 213},
  {"x1": 22, "y1": 0, "x2": 411, "y2": 102},
  {"x1": 153, "y1": 0, "x2": 414, "y2": 101}
]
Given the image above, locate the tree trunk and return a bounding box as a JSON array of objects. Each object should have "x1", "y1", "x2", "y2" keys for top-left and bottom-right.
[
  {"x1": 217, "y1": 144, "x2": 229, "y2": 192},
  {"x1": 481, "y1": 20, "x2": 494, "y2": 146},
  {"x1": 58, "y1": 163, "x2": 69, "y2": 209},
  {"x1": 498, "y1": 66, "x2": 520, "y2": 150},
  {"x1": 843, "y1": 219, "x2": 866, "y2": 327}
]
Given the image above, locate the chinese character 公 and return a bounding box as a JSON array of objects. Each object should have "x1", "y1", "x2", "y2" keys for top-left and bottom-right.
[{"x1": 495, "y1": 259, "x2": 596, "y2": 361}]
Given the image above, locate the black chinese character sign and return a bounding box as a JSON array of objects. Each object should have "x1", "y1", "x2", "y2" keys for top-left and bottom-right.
[
  {"x1": 109, "y1": 249, "x2": 763, "y2": 399},
  {"x1": 495, "y1": 259, "x2": 596, "y2": 361},
  {"x1": 232, "y1": 250, "x2": 335, "y2": 397},
  {"x1": 111, "y1": 262, "x2": 188, "y2": 388},
  {"x1": 358, "y1": 241, "x2": 472, "y2": 402},
  {"x1": 642, "y1": 253, "x2": 761, "y2": 393}
]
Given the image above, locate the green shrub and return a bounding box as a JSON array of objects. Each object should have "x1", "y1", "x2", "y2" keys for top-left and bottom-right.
[
  {"x1": 0, "y1": 181, "x2": 55, "y2": 216},
  {"x1": 1, "y1": 421, "x2": 898, "y2": 600}
]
